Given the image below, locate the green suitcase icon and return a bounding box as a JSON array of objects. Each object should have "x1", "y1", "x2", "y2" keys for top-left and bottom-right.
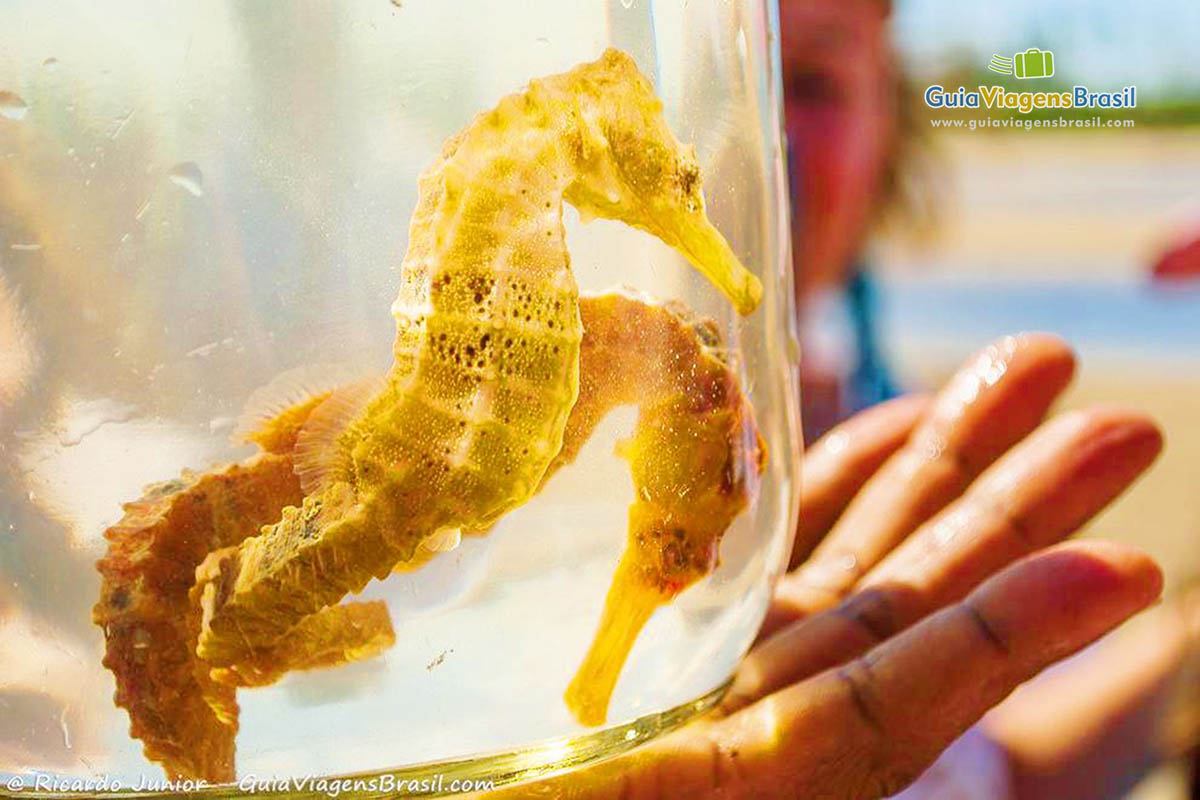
[{"x1": 1013, "y1": 48, "x2": 1054, "y2": 79}]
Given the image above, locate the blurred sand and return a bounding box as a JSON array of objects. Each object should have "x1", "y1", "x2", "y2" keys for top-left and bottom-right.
[{"x1": 876, "y1": 130, "x2": 1200, "y2": 280}]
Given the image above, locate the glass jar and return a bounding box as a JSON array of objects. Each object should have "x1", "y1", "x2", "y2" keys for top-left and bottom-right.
[{"x1": 0, "y1": 0, "x2": 799, "y2": 793}]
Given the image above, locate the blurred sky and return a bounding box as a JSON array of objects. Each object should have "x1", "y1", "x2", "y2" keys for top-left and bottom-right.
[{"x1": 892, "y1": 0, "x2": 1200, "y2": 96}]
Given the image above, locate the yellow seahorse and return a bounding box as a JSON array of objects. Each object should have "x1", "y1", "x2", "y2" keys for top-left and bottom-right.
[
  {"x1": 94, "y1": 293, "x2": 762, "y2": 781},
  {"x1": 189, "y1": 48, "x2": 761, "y2": 670},
  {"x1": 94, "y1": 49, "x2": 767, "y2": 781},
  {"x1": 557, "y1": 294, "x2": 765, "y2": 726}
]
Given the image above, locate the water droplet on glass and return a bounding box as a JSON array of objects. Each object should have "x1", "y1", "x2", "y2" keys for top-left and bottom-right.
[
  {"x1": 624, "y1": 728, "x2": 639, "y2": 741},
  {"x1": 535, "y1": 36, "x2": 550, "y2": 46},
  {"x1": 108, "y1": 108, "x2": 134, "y2": 140},
  {"x1": 43, "y1": 57, "x2": 59, "y2": 71},
  {"x1": 186, "y1": 340, "x2": 220, "y2": 359},
  {"x1": 55, "y1": 398, "x2": 137, "y2": 447},
  {"x1": 167, "y1": 161, "x2": 204, "y2": 196},
  {"x1": 0, "y1": 91, "x2": 29, "y2": 121},
  {"x1": 59, "y1": 706, "x2": 72, "y2": 750},
  {"x1": 423, "y1": 527, "x2": 461, "y2": 553}
]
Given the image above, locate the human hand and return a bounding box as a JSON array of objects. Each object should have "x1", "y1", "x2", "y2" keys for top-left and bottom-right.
[
  {"x1": 897, "y1": 584, "x2": 1200, "y2": 800},
  {"x1": 479, "y1": 333, "x2": 1165, "y2": 799}
]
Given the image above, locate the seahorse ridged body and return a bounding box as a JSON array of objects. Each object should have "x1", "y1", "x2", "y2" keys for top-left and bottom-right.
[
  {"x1": 192, "y1": 48, "x2": 761, "y2": 667},
  {"x1": 95, "y1": 49, "x2": 767, "y2": 781}
]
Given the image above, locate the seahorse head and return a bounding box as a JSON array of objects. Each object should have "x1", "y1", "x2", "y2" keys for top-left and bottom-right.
[{"x1": 560, "y1": 49, "x2": 763, "y2": 315}]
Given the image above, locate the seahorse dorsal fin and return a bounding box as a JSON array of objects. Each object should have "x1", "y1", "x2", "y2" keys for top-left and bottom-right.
[
  {"x1": 234, "y1": 363, "x2": 366, "y2": 453},
  {"x1": 293, "y1": 375, "x2": 386, "y2": 496}
]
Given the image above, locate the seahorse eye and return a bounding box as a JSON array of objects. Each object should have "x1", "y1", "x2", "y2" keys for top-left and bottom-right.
[{"x1": 677, "y1": 160, "x2": 700, "y2": 198}]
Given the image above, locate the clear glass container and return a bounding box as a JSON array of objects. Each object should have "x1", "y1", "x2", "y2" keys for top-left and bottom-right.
[{"x1": 0, "y1": 0, "x2": 799, "y2": 793}]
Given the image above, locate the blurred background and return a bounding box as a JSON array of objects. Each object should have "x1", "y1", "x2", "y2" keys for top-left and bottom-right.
[
  {"x1": 880, "y1": 2, "x2": 1200, "y2": 598},
  {"x1": 784, "y1": 0, "x2": 1199, "y2": 796},
  {"x1": 787, "y1": 2, "x2": 1200, "y2": 590}
]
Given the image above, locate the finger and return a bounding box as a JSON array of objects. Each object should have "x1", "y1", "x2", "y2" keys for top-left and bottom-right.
[
  {"x1": 862, "y1": 406, "x2": 1163, "y2": 606},
  {"x1": 789, "y1": 393, "x2": 932, "y2": 570},
  {"x1": 705, "y1": 542, "x2": 1163, "y2": 800},
  {"x1": 736, "y1": 407, "x2": 1161, "y2": 707},
  {"x1": 772, "y1": 333, "x2": 1076, "y2": 622}
]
